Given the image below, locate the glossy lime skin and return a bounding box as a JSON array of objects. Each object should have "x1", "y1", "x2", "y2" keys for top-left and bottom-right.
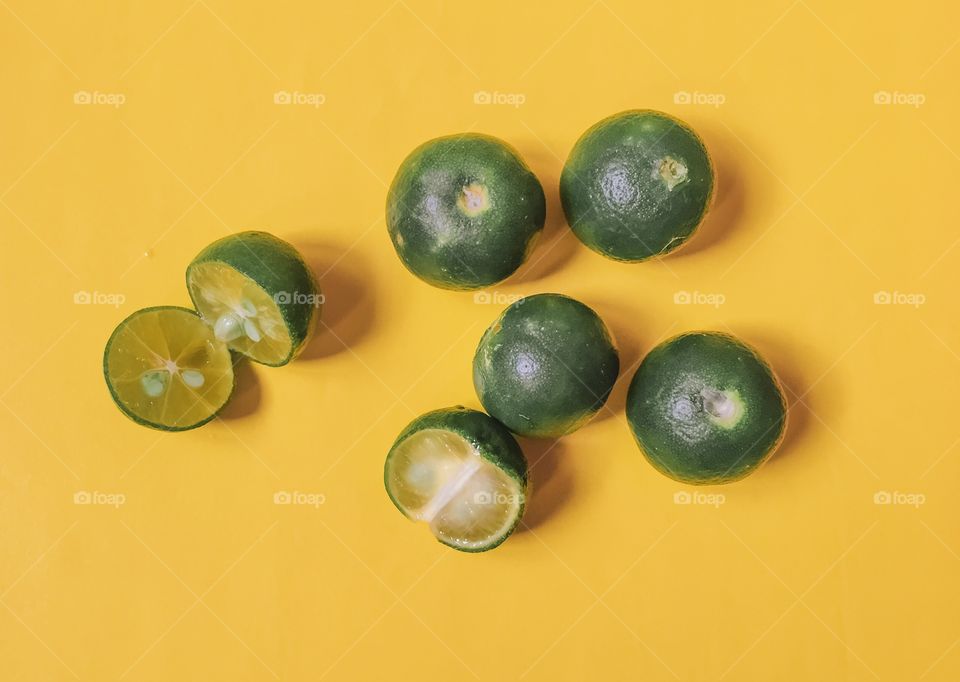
[
  {"x1": 626, "y1": 332, "x2": 787, "y2": 484},
  {"x1": 386, "y1": 134, "x2": 546, "y2": 290},
  {"x1": 384, "y1": 406, "x2": 528, "y2": 552},
  {"x1": 473, "y1": 294, "x2": 620, "y2": 438},
  {"x1": 186, "y1": 231, "x2": 320, "y2": 366},
  {"x1": 560, "y1": 110, "x2": 714, "y2": 262}
]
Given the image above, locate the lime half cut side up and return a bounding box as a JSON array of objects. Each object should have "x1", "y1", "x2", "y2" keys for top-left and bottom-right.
[
  {"x1": 384, "y1": 407, "x2": 528, "y2": 552},
  {"x1": 186, "y1": 231, "x2": 321, "y2": 367},
  {"x1": 103, "y1": 306, "x2": 235, "y2": 431}
]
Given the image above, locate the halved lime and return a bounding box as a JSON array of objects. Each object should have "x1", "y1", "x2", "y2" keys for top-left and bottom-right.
[
  {"x1": 103, "y1": 306, "x2": 235, "y2": 431},
  {"x1": 384, "y1": 407, "x2": 528, "y2": 552},
  {"x1": 186, "y1": 231, "x2": 320, "y2": 366}
]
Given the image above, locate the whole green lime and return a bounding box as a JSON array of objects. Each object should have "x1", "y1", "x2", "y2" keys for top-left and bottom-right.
[
  {"x1": 384, "y1": 406, "x2": 528, "y2": 552},
  {"x1": 626, "y1": 332, "x2": 787, "y2": 484},
  {"x1": 473, "y1": 294, "x2": 619, "y2": 438},
  {"x1": 387, "y1": 134, "x2": 546, "y2": 290},
  {"x1": 560, "y1": 110, "x2": 714, "y2": 262}
]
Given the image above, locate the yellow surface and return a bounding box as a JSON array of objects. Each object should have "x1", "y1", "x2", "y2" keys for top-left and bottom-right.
[{"x1": 2, "y1": 1, "x2": 958, "y2": 680}]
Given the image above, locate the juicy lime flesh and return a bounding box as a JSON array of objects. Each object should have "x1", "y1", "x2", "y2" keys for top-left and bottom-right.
[
  {"x1": 188, "y1": 261, "x2": 293, "y2": 365},
  {"x1": 386, "y1": 429, "x2": 522, "y2": 550},
  {"x1": 105, "y1": 308, "x2": 233, "y2": 430}
]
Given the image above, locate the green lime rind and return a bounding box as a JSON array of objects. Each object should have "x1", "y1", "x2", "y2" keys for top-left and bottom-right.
[
  {"x1": 384, "y1": 406, "x2": 528, "y2": 553},
  {"x1": 387, "y1": 133, "x2": 546, "y2": 291},
  {"x1": 560, "y1": 110, "x2": 715, "y2": 262},
  {"x1": 473, "y1": 293, "x2": 620, "y2": 438},
  {"x1": 186, "y1": 231, "x2": 320, "y2": 366},
  {"x1": 626, "y1": 331, "x2": 787, "y2": 485},
  {"x1": 102, "y1": 306, "x2": 236, "y2": 432}
]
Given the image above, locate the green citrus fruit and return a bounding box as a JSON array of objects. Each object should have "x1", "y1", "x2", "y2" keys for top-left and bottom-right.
[
  {"x1": 626, "y1": 332, "x2": 787, "y2": 484},
  {"x1": 186, "y1": 231, "x2": 320, "y2": 366},
  {"x1": 473, "y1": 293, "x2": 620, "y2": 438},
  {"x1": 384, "y1": 406, "x2": 528, "y2": 552},
  {"x1": 103, "y1": 306, "x2": 235, "y2": 431},
  {"x1": 560, "y1": 110, "x2": 715, "y2": 262},
  {"x1": 386, "y1": 133, "x2": 546, "y2": 290}
]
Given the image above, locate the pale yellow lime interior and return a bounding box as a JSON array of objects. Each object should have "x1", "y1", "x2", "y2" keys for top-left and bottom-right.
[
  {"x1": 386, "y1": 429, "x2": 523, "y2": 550},
  {"x1": 188, "y1": 261, "x2": 292, "y2": 364},
  {"x1": 105, "y1": 309, "x2": 234, "y2": 428}
]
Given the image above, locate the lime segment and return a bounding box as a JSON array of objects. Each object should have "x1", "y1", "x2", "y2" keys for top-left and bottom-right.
[
  {"x1": 384, "y1": 408, "x2": 528, "y2": 553},
  {"x1": 386, "y1": 429, "x2": 523, "y2": 552},
  {"x1": 189, "y1": 261, "x2": 293, "y2": 365},
  {"x1": 103, "y1": 307, "x2": 234, "y2": 431},
  {"x1": 186, "y1": 231, "x2": 320, "y2": 367}
]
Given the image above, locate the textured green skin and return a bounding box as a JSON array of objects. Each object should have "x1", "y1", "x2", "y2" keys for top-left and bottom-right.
[
  {"x1": 473, "y1": 294, "x2": 620, "y2": 438},
  {"x1": 560, "y1": 110, "x2": 714, "y2": 262},
  {"x1": 103, "y1": 306, "x2": 235, "y2": 432},
  {"x1": 186, "y1": 231, "x2": 320, "y2": 366},
  {"x1": 626, "y1": 332, "x2": 787, "y2": 485},
  {"x1": 384, "y1": 406, "x2": 528, "y2": 553},
  {"x1": 386, "y1": 134, "x2": 546, "y2": 291}
]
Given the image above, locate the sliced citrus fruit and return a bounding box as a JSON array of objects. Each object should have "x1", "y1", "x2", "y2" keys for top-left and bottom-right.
[
  {"x1": 186, "y1": 231, "x2": 321, "y2": 366},
  {"x1": 384, "y1": 407, "x2": 528, "y2": 552},
  {"x1": 103, "y1": 306, "x2": 235, "y2": 431}
]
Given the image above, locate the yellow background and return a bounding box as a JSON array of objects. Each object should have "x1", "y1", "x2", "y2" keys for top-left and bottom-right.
[{"x1": 2, "y1": 1, "x2": 959, "y2": 679}]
